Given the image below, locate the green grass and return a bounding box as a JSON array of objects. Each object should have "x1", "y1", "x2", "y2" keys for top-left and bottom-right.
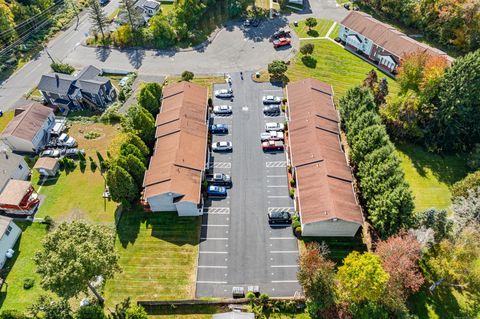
[
  {"x1": 329, "y1": 23, "x2": 341, "y2": 39},
  {"x1": 336, "y1": 0, "x2": 350, "y2": 5},
  {"x1": 104, "y1": 209, "x2": 201, "y2": 307},
  {"x1": 300, "y1": 237, "x2": 366, "y2": 265},
  {"x1": 0, "y1": 111, "x2": 14, "y2": 132},
  {"x1": 290, "y1": 19, "x2": 335, "y2": 38},
  {"x1": 0, "y1": 222, "x2": 50, "y2": 311},
  {"x1": 286, "y1": 39, "x2": 399, "y2": 102},
  {"x1": 396, "y1": 143, "x2": 468, "y2": 212}
]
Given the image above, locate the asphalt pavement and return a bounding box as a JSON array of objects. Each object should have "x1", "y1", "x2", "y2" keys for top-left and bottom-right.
[{"x1": 196, "y1": 72, "x2": 301, "y2": 298}]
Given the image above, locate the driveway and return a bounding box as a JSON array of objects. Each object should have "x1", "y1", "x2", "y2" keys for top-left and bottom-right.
[{"x1": 196, "y1": 72, "x2": 301, "y2": 298}]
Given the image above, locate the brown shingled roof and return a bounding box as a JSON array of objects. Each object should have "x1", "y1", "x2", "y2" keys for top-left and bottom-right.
[
  {"x1": 287, "y1": 78, "x2": 363, "y2": 225},
  {"x1": 0, "y1": 180, "x2": 33, "y2": 206},
  {"x1": 1, "y1": 103, "x2": 53, "y2": 141},
  {"x1": 341, "y1": 11, "x2": 453, "y2": 62},
  {"x1": 143, "y1": 81, "x2": 208, "y2": 204}
]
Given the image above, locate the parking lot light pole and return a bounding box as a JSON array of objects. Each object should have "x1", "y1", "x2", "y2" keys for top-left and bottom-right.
[{"x1": 269, "y1": 0, "x2": 273, "y2": 19}]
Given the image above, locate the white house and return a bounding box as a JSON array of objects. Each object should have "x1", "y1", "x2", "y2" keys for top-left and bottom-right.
[
  {"x1": 339, "y1": 11, "x2": 452, "y2": 73},
  {"x1": 134, "y1": 0, "x2": 161, "y2": 17},
  {"x1": 0, "y1": 147, "x2": 30, "y2": 192},
  {"x1": 143, "y1": 82, "x2": 209, "y2": 217},
  {"x1": 0, "y1": 103, "x2": 55, "y2": 153},
  {"x1": 286, "y1": 78, "x2": 363, "y2": 237},
  {"x1": 0, "y1": 216, "x2": 21, "y2": 269}
]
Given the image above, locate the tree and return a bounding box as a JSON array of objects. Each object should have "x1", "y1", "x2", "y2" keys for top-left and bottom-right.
[
  {"x1": 397, "y1": 50, "x2": 429, "y2": 94},
  {"x1": 117, "y1": 154, "x2": 146, "y2": 187},
  {"x1": 425, "y1": 226, "x2": 480, "y2": 293},
  {"x1": 34, "y1": 222, "x2": 120, "y2": 303},
  {"x1": 0, "y1": 310, "x2": 27, "y2": 319},
  {"x1": 181, "y1": 70, "x2": 194, "y2": 81},
  {"x1": 124, "y1": 132, "x2": 150, "y2": 157},
  {"x1": 362, "y1": 69, "x2": 378, "y2": 90},
  {"x1": 148, "y1": 14, "x2": 176, "y2": 48},
  {"x1": 88, "y1": 0, "x2": 109, "y2": 42},
  {"x1": 137, "y1": 82, "x2": 162, "y2": 116},
  {"x1": 125, "y1": 305, "x2": 148, "y2": 319},
  {"x1": 173, "y1": 0, "x2": 206, "y2": 40},
  {"x1": 28, "y1": 295, "x2": 73, "y2": 319},
  {"x1": 0, "y1": 1, "x2": 16, "y2": 48},
  {"x1": 106, "y1": 164, "x2": 139, "y2": 202},
  {"x1": 267, "y1": 60, "x2": 287, "y2": 79},
  {"x1": 374, "y1": 78, "x2": 389, "y2": 106},
  {"x1": 375, "y1": 232, "x2": 424, "y2": 307},
  {"x1": 297, "y1": 242, "x2": 336, "y2": 315},
  {"x1": 452, "y1": 187, "x2": 480, "y2": 233},
  {"x1": 305, "y1": 17, "x2": 317, "y2": 31},
  {"x1": 336, "y1": 251, "x2": 389, "y2": 303},
  {"x1": 349, "y1": 124, "x2": 389, "y2": 164},
  {"x1": 452, "y1": 170, "x2": 480, "y2": 200},
  {"x1": 123, "y1": 105, "x2": 156, "y2": 146},
  {"x1": 415, "y1": 208, "x2": 453, "y2": 243},
  {"x1": 120, "y1": 0, "x2": 142, "y2": 32},
  {"x1": 300, "y1": 43, "x2": 314, "y2": 55},
  {"x1": 76, "y1": 305, "x2": 106, "y2": 319},
  {"x1": 120, "y1": 143, "x2": 146, "y2": 164}
]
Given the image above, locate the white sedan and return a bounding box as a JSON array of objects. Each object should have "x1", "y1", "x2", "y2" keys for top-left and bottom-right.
[
  {"x1": 262, "y1": 95, "x2": 281, "y2": 104},
  {"x1": 265, "y1": 122, "x2": 285, "y2": 132},
  {"x1": 212, "y1": 141, "x2": 233, "y2": 152},
  {"x1": 213, "y1": 105, "x2": 232, "y2": 114},
  {"x1": 214, "y1": 88, "x2": 233, "y2": 98}
]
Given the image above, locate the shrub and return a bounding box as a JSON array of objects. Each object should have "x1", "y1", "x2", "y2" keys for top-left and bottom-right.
[
  {"x1": 292, "y1": 220, "x2": 301, "y2": 230},
  {"x1": 181, "y1": 71, "x2": 194, "y2": 81},
  {"x1": 259, "y1": 293, "x2": 269, "y2": 303},
  {"x1": 467, "y1": 144, "x2": 480, "y2": 171},
  {"x1": 208, "y1": 98, "x2": 213, "y2": 107},
  {"x1": 301, "y1": 55, "x2": 317, "y2": 68},
  {"x1": 290, "y1": 179, "x2": 296, "y2": 187},
  {"x1": 452, "y1": 171, "x2": 480, "y2": 200},
  {"x1": 300, "y1": 43, "x2": 314, "y2": 55},
  {"x1": 51, "y1": 62, "x2": 75, "y2": 74},
  {"x1": 246, "y1": 291, "x2": 256, "y2": 300},
  {"x1": 294, "y1": 226, "x2": 302, "y2": 237},
  {"x1": 90, "y1": 160, "x2": 98, "y2": 171},
  {"x1": 289, "y1": 188, "x2": 295, "y2": 198},
  {"x1": 100, "y1": 104, "x2": 124, "y2": 124},
  {"x1": 23, "y1": 278, "x2": 35, "y2": 290},
  {"x1": 84, "y1": 131, "x2": 101, "y2": 139},
  {"x1": 75, "y1": 305, "x2": 106, "y2": 319},
  {"x1": 0, "y1": 310, "x2": 28, "y2": 319}
]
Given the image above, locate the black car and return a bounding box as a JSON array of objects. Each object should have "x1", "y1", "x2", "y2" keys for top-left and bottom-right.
[
  {"x1": 100, "y1": 0, "x2": 109, "y2": 5},
  {"x1": 268, "y1": 211, "x2": 292, "y2": 225},
  {"x1": 263, "y1": 105, "x2": 280, "y2": 115}
]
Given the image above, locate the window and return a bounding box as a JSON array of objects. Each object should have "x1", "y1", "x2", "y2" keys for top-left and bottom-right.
[
  {"x1": 5, "y1": 225, "x2": 12, "y2": 236},
  {"x1": 18, "y1": 164, "x2": 23, "y2": 170}
]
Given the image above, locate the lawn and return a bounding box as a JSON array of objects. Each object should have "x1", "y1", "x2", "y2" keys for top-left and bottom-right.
[
  {"x1": 0, "y1": 222, "x2": 50, "y2": 312},
  {"x1": 299, "y1": 236, "x2": 366, "y2": 265},
  {"x1": 290, "y1": 19, "x2": 335, "y2": 38},
  {"x1": 67, "y1": 122, "x2": 124, "y2": 158},
  {"x1": 396, "y1": 143, "x2": 468, "y2": 212},
  {"x1": 0, "y1": 111, "x2": 14, "y2": 132},
  {"x1": 104, "y1": 209, "x2": 201, "y2": 307},
  {"x1": 286, "y1": 39, "x2": 399, "y2": 102},
  {"x1": 329, "y1": 23, "x2": 341, "y2": 40}
]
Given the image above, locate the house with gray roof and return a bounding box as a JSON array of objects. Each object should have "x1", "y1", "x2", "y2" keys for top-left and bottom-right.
[
  {"x1": 0, "y1": 147, "x2": 30, "y2": 192},
  {"x1": 38, "y1": 65, "x2": 116, "y2": 111}
]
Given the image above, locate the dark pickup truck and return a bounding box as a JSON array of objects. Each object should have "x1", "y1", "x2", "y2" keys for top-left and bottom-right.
[{"x1": 205, "y1": 173, "x2": 232, "y2": 187}]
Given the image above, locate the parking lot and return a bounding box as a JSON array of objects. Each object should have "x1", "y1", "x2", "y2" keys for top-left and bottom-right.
[{"x1": 196, "y1": 72, "x2": 301, "y2": 298}]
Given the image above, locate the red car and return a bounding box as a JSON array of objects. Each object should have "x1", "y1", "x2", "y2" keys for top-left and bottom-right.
[
  {"x1": 262, "y1": 140, "x2": 284, "y2": 152},
  {"x1": 273, "y1": 37, "x2": 291, "y2": 48}
]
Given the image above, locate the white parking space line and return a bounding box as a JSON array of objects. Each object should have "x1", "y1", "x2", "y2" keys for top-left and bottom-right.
[
  {"x1": 266, "y1": 161, "x2": 287, "y2": 168},
  {"x1": 270, "y1": 251, "x2": 298, "y2": 254},
  {"x1": 200, "y1": 237, "x2": 229, "y2": 240},
  {"x1": 267, "y1": 175, "x2": 286, "y2": 177},
  {"x1": 270, "y1": 237, "x2": 296, "y2": 240},
  {"x1": 198, "y1": 265, "x2": 228, "y2": 269},
  {"x1": 268, "y1": 195, "x2": 290, "y2": 198},
  {"x1": 197, "y1": 281, "x2": 228, "y2": 284},
  {"x1": 203, "y1": 207, "x2": 230, "y2": 214},
  {"x1": 211, "y1": 162, "x2": 232, "y2": 169},
  {"x1": 271, "y1": 265, "x2": 298, "y2": 268},
  {"x1": 271, "y1": 280, "x2": 298, "y2": 283},
  {"x1": 199, "y1": 251, "x2": 228, "y2": 254},
  {"x1": 202, "y1": 224, "x2": 229, "y2": 227},
  {"x1": 267, "y1": 185, "x2": 288, "y2": 188},
  {"x1": 268, "y1": 207, "x2": 295, "y2": 213}
]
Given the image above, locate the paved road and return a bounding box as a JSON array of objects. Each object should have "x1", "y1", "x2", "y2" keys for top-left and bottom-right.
[
  {"x1": 196, "y1": 72, "x2": 301, "y2": 298},
  {"x1": 0, "y1": 0, "x2": 347, "y2": 111}
]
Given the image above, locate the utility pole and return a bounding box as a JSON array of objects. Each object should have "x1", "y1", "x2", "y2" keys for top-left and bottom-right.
[{"x1": 43, "y1": 44, "x2": 56, "y2": 64}]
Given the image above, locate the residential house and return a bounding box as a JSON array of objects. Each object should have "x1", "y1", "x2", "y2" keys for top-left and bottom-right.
[
  {"x1": 0, "y1": 148, "x2": 30, "y2": 192},
  {"x1": 0, "y1": 216, "x2": 22, "y2": 269},
  {"x1": 286, "y1": 78, "x2": 363, "y2": 237},
  {"x1": 339, "y1": 11, "x2": 453, "y2": 73},
  {"x1": 143, "y1": 81, "x2": 209, "y2": 216},
  {"x1": 34, "y1": 157, "x2": 60, "y2": 177},
  {"x1": 38, "y1": 65, "x2": 116, "y2": 111},
  {"x1": 0, "y1": 180, "x2": 40, "y2": 216},
  {"x1": 0, "y1": 103, "x2": 55, "y2": 153},
  {"x1": 135, "y1": 0, "x2": 161, "y2": 17}
]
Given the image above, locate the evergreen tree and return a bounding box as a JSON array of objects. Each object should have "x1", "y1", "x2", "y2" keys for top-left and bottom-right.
[{"x1": 88, "y1": 0, "x2": 109, "y2": 42}]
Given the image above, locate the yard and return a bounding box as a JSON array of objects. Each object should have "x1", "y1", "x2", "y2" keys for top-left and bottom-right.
[
  {"x1": 396, "y1": 143, "x2": 468, "y2": 212},
  {"x1": 290, "y1": 19, "x2": 335, "y2": 38},
  {"x1": 104, "y1": 209, "x2": 201, "y2": 307},
  {"x1": 0, "y1": 111, "x2": 14, "y2": 132},
  {"x1": 0, "y1": 222, "x2": 50, "y2": 311}
]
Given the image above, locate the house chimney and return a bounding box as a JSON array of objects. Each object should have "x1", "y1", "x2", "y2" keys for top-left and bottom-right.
[{"x1": 55, "y1": 74, "x2": 59, "y2": 87}]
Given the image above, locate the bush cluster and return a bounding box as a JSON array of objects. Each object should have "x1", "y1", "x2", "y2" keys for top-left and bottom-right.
[{"x1": 50, "y1": 62, "x2": 75, "y2": 75}]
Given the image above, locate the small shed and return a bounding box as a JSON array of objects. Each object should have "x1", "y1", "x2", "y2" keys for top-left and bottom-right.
[
  {"x1": 212, "y1": 311, "x2": 255, "y2": 319},
  {"x1": 34, "y1": 157, "x2": 60, "y2": 177}
]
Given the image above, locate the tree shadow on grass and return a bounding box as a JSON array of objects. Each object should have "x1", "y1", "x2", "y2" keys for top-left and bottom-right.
[
  {"x1": 301, "y1": 55, "x2": 317, "y2": 68},
  {"x1": 116, "y1": 205, "x2": 146, "y2": 248},
  {"x1": 395, "y1": 143, "x2": 468, "y2": 186},
  {"x1": 307, "y1": 29, "x2": 319, "y2": 37}
]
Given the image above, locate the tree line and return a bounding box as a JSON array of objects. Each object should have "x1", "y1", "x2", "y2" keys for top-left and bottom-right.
[{"x1": 357, "y1": 0, "x2": 480, "y2": 53}]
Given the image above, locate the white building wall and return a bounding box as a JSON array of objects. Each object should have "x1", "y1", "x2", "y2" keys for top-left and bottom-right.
[
  {"x1": 2, "y1": 136, "x2": 35, "y2": 153},
  {"x1": 147, "y1": 193, "x2": 178, "y2": 212},
  {"x1": 301, "y1": 219, "x2": 361, "y2": 237},
  {"x1": 339, "y1": 25, "x2": 374, "y2": 56},
  {"x1": 11, "y1": 158, "x2": 30, "y2": 181},
  {"x1": 175, "y1": 201, "x2": 202, "y2": 217},
  {"x1": 0, "y1": 221, "x2": 22, "y2": 269}
]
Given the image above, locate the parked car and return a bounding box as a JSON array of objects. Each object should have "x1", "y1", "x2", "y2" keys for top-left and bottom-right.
[
  {"x1": 273, "y1": 38, "x2": 291, "y2": 48},
  {"x1": 268, "y1": 211, "x2": 292, "y2": 225},
  {"x1": 272, "y1": 29, "x2": 291, "y2": 39},
  {"x1": 214, "y1": 88, "x2": 233, "y2": 98},
  {"x1": 64, "y1": 148, "x2": 86, "y2": 158},
  {"x1": 244, "y1": 19, "x2": 251, "y2": 27},
  {"x1": 41, "y1": 149, "x2": 61, "y2": 158},
  {"x1": 262, "y1": 95, "x2": 282, "y2": 104},
  {"x1": 212, "y1": 141, "x2": 232, "y2": 152},
  {"x1": 262, "y1": 140, "x2": 284, "y2": 152},
  {"x1": 119, "y1": 76, "x2": 129, "y2": 87},
  {"x1": 207, "y1": 185, "x2": 227, "y2": 197},
  {"x1": 206, "y1": 173, "x2": 232, "y2": 187},
  {"x1": 58, "y1": 133, "x2": 77, "y2": 148},
  {"x1": 263, "y1": 105, "x2": 281, "y2": 115},
  {"x1": 260, "y1": 131, "x2": 284, "y2": 142},
  {"x1": 210, "y1": 123, "x2": 229, "y2": 134},
  {"x1": 213, "y1": 105, "x2": 232, "y2": 115},
  {"x1": 265, "y1": 122, "x2": 285, "y2": 132},
  {"x1": 99, "y1": 0, "x2": 109, "y2": 5}
]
